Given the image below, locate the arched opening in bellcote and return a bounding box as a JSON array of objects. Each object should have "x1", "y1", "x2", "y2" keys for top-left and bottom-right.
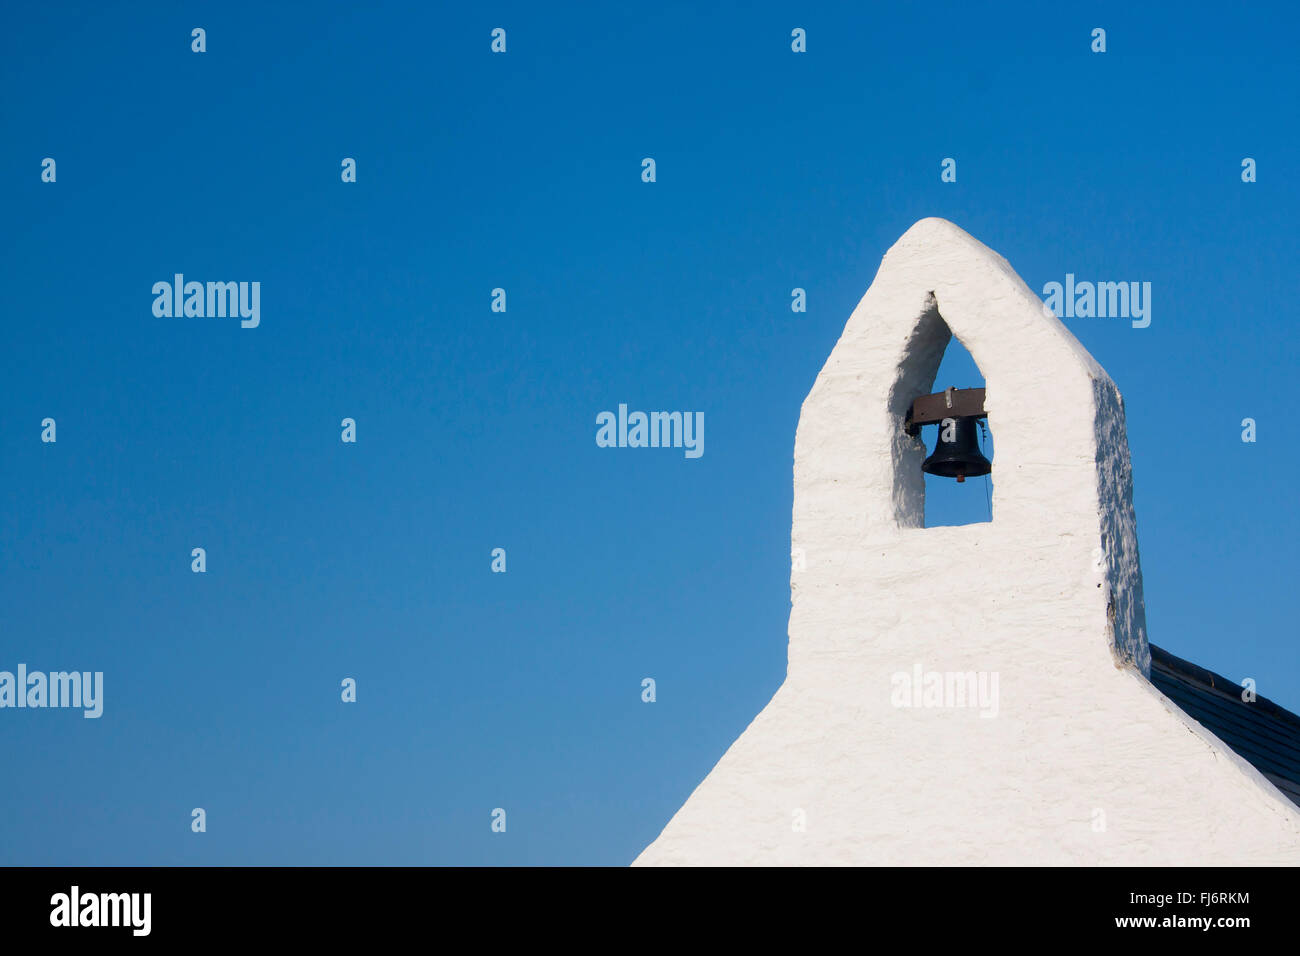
[{"x1": 889, "y1": 298, "x2": 996, "y2": 529}]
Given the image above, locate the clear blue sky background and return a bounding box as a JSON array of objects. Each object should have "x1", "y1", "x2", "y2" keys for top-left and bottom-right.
[{"x1": 2, "y1": 2, "x2": 1296, "y2": 865}]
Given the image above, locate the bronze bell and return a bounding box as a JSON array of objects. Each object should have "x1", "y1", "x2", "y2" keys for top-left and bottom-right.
[{"x1": 922, "y1": 415, "x2": 991, "y2": 483}]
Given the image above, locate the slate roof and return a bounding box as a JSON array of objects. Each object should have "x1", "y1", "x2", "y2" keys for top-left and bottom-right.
[{"x1": 1148, "y1": 643, "x2": 1300, "y2": 809}]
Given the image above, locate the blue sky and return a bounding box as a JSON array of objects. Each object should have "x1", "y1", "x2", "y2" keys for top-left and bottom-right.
[{"x1": 1, "y1": 2, "x2": 1296, "y2": 864}]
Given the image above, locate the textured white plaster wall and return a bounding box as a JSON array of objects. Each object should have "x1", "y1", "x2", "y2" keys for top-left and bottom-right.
[{"x1": 635, "y1": 218, "x2": 1300, "y2": 865}]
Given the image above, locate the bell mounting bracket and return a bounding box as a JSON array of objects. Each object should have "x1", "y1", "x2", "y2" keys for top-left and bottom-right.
[{"x1": 904, "y1": 386, "x2": 987, "y2": 438}]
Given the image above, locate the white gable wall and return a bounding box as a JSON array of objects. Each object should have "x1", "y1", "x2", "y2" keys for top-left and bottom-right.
[{"x1": 635, "y1": 218, "x2": 1300, "y2": 865}]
